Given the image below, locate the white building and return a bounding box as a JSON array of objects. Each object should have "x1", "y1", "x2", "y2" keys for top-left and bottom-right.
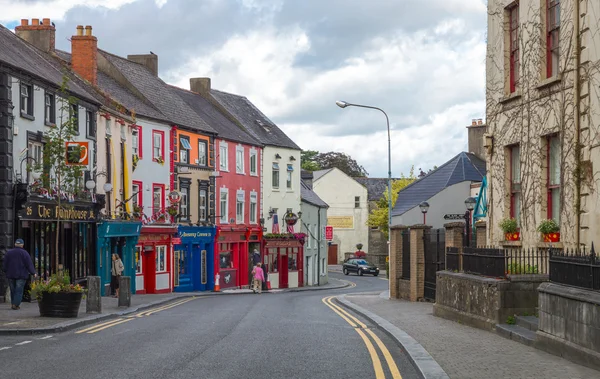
[{"x1": 300, "y1": 172, "x2": 329, "y2": 286}]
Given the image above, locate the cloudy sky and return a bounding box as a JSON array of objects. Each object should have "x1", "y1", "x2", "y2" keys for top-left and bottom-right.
[{"x1": 1, "y1": 0, "x2": 487, "y2": 178}]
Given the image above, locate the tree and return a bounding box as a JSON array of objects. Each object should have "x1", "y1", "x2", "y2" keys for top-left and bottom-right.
[
  {"x1": 418, "y1": 166, "x2": 438, "y2": 178},
  {"x1": 301, "y1": 150, "x2": 321, "y2": 171},
  {"x1": 315, "y1": 151, "x2": 368, "y2": 177},
  {"x1": 367, "y1": 167, "x2": 416, "y2": 238}
]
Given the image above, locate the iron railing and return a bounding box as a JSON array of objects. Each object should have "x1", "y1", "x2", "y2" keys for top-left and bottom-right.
[
  {"x1": 463, "y1": 247, "x2": 506, "y2": 277},
  {"x1": 446, "y1": 247, "x2": 460, "y2": 271},
  {"x1": 450, "y1": 247, "x2": 550, "y2": 278},
  {"x1": 549, "y1": 245, "x2": 599, "y2": 291},
  {"x1": 401, "y1": 229, "x2": 411, "y2": 279}
]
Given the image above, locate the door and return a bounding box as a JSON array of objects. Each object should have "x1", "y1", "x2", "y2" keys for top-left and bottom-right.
[
  {"x1": 279, "y1": 252, "x2": 289, "y2": 289},
  {"x1": 174, "y1": 244, "x2": 193, "y2": 292},
  {"x1": 306, "y1": 256, "x2": 312, "y2": 286},
  {"x1": 143, "y1": 248, "x2": 157, "y2": 294},
  {"x1": 328, "y1": 244, "x2": 338, "y2": 264}
]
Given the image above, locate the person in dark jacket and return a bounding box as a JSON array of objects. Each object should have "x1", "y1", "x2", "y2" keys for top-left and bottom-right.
[{"x1": 2, "y1": 239, "x2": 36, "y2": 310}]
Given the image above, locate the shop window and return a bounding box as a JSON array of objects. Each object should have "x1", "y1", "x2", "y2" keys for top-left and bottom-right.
[
  {"x1": 44, "y1": 92, "x2": 55, "y2": 125},
  {"x1": 250, "y1": 191, "x2": 257, "y2": 224},
  {"x1": 135, "y1": 246, "x2": 143, "y2": 274},
  {"x1": 198, "y1": 140, "x2": 207, "y2": 166},
  {"x1": 250, "y1": 149, "x2": 257, "y2": 175},
  {"x1": 287, "y1": 164, "x2": 293, "y2": 189},
  {"x1": 509, "y1": 145, "x2": 521, "y2": 225},
  {"x1": 220, "y1": 188, "x2": 229, "y2": 224},
  {"x1": 219, "y1": 243, "x2": 233, "y2": 269},
  {"x1": 289, "y1": 248, "x2": 298, "y2": 271},
  {"x1": 272, "y1": 163, "x2": 280, "y2": 189},
  {"x1": 265, "y1": 248, "x2": 278, "y2": 273},
  {"x1": 236, "y1": 190, "x2": 245, "y2": 224},
  {"x1": 156, "y1": 245, "x2": 167, "y2": 273},
  {"x1": 547, "y1": 135, "x2": 561, "y2": 223},
  {"x1": 179, "y1": 136, "x2": 191, "y2": 163},
  {"x1": 236, "y1": 145, "x2": 244, "y2": 174},
  {"x1": 20, "y1": 83, "x2": 33, "y2": 118}
]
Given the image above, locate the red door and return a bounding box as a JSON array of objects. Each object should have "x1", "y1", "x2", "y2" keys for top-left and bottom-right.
[
  {"x1": 143, "y1": 248, "x2": 157, "y2": 294},
  {"x1": 279, "y1": 253, "x2": 289, "y2": 289}
]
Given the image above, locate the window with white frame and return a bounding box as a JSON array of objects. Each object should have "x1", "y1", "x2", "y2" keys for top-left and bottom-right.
[
  {"x1": 44, "y1": 92, "x2": 55, "y2": 124},
  {"x1": 220, "y1": 188, "x2": 228, "y2": 223},
  {"x1": 179, "y1": 136, "x2": 191, "y2": 163},
  {"x1": 86, "y1": 110, "x2": 95, "y2": 137},
  {"x1": 250, "y1": 191, "x2": 257, "y2": 224},
  {"x1": 20, "y1": 83, "x2": 33, "y2": 117},
  {"x1": 153, "y1": 131, "x2": 164, "y2": 161},
  {"x1": 132, "y1": 182, "x2": 141, "y2": 207},
  {"x1": 105, "y1": 119, "x2": 111, "y2": 136},
  {"x1": 198, "y1": 140, "x2": 207, "y2": 166},
  {"x1": 135, "y1": 245, "x2": 143, "y2": 274},
  {"x1": 287, "y1": 164, "x2": 293, "y2": 189},
  {"x1": 272, "y1": 163, "x2": 280, "y2": 189},
  {"x1": 250, "y1": 149, "x2": 257, "y2": 176},
  {"x1": 236, "y1": 145, "x2": 244, "y2": 174},
  {"x1": 179, "y1": 183, "x2": 190, "y2": 221},
  {"x1": 70, "y1": 103, "x2": 79, "y2": 133},
  {"x1": 219, "y1": 142, "x2": 228, "y2": 171},
  {"x1": 199, "y1": 189, "x2": 207, "y2": 221},
  {"x1": 156, "y1": 245, "x2": 167, "y2": 273},
  {"x1": 132, "y1": 129, "x2": 139, "y2": 156},
  {"x1": 236, "y1": 190, "x2": 245, "y2": 223}
]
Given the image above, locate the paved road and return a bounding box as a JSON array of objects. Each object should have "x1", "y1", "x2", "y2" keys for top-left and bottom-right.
[{"x1": 0, "y1": 274, "x2": 418, "y2": 379}]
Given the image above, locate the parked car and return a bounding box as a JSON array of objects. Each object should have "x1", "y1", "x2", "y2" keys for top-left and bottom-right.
[{"x1": 343, "y1": 258, "x2": 379, "y2": 276}]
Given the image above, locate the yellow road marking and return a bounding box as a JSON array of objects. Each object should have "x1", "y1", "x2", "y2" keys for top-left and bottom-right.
[
  {"x1": 356, "y1": 328, "x2": 385, "y2": 379},
  {"x1": 322, "y1": 296, "x2": 357, "y2": 328},
  {"x1": 326, "y1": 297, "x2": 367, "y2": 329},
  {"x1": 366, "y1": 328, "x2": 402, "y2": 379},
  {"x1": 87, "y1": 318, "x2": 133, "y2": 334},
  {"x1": 76, "y1": 318, "x2": 126, "y2": 334},
  {"x1": 142, "y1": 297, "x2": 196, "y2": 316}
]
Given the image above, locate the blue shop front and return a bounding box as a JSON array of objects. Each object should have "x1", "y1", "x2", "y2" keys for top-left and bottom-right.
[
  {"x1": 96, "y1": 220, "x2": 142, "y2": 296},
  {"x1": 174, "y1": 226, "x2": 215, "y2": 292}
]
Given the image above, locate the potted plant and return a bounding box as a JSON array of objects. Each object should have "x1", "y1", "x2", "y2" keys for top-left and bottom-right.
[
  {"x1": 132, "y1": 154, "x2": 140, "y2": 172},
  {"x1": 500, "y1": 217, "x2": 519, "y2": 241},
  {"x1": 155, "y1": 156, "x2": 165, "y2": 165},
  {"x1": 537, "y1": 219, "x2": 560, "y2": 242},
  {"x1": 29, "y1": 270, "x2": 85, "y2": 318}
]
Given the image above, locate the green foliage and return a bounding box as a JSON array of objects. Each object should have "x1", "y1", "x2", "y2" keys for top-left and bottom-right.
[
  {"x1": 367, "y1": 167, "x2": 417, "y2": 238},
  {"x1": 537, "y1": 219, "x2": 560, "y2": 234},
  {"x1": 506, "y1": 263, "x2": 539, "y2": 275},
  {"x1": 499, "y1": 218, "x2": 518, "y2": 233},
  {"x1": 506, "y1": 315, "x2": 516, "y2": 325},
  {"x1": 29, "y1": 271, "x2": 85, "y2": 301},
  {"x1": 301, "y1": 150, "x2": 321, "y2": 171},
  {"x1": 300, "y1": 150, "x2": 368, "y2": 177}
]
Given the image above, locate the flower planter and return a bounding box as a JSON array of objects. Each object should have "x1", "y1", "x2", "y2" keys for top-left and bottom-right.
[
  {"x1": 542, "y1": 233, "x2": 560, "y2": 242},
  {"x1": 38, "y1": 292, "x2": 83, "y2": 318},
  {"x1": 505, "y1": 232, "x2": 520, "y2": 241}
]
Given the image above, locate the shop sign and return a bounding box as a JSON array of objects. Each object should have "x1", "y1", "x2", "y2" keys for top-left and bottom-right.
[
  {"x1": 20, "y1": 201, "x2": 97, "y2": 222},
  {"x1": 284, "y1": 211, "x2": 299, "y2": 226},
  {"x1": 264, "y1": 239, "x2": 300, "y2": 247},
  {"x1": 168, "y1": 191, "x2": 182, "y2": 204},
  {"x1": 325, "y1": 226, "x2": 333, "y2": 240},
  {"x1": 327, "y1": 216, "x2": 354, "y2": 229},
  {"x1": 65, "y1": 142, "x2": 89, "y2": 165},
  {"x1": 201, "y1": 250, "x2": 207, "y2": 285},
  {"x1": 172, "y1": 237, "x2": 182, "y2": 245}
]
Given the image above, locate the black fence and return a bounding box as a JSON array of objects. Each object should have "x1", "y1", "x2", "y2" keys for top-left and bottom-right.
[
  {"x1": 401, "y1": 229, "x2": 411, "y2": 279},
  {"x1": 550, "y1": 245, "x2": 599, "y2": 291},
  {"x1": 449, "y1": 247, "x2": 550, "y2": 278},
  {"x1": 463, "y1": 247, "x2": 506, "y2": 278},
  {"x1": 446, "y1": 247, "x2": 460, "y2": 271},
  {"x1": 424, "y1": 228, "x2": 445, "y2": 300}
]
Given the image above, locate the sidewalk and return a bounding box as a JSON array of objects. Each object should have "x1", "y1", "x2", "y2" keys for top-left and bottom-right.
[
  {"x1": 0, "y1": 278, "x2": 348, "y2": 335},
  {"x1": 340, "y1": 292, "x2": 599, "y2": 379}
]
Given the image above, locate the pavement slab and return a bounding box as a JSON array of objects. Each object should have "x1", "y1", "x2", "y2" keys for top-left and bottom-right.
[{"x1": 343, "y1": 293, "x2": 600, "y2": 379}]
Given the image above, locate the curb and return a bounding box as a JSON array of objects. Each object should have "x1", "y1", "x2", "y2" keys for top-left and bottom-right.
[
  {"x1": 287, "y1": 280, "x2": 349, "y2": 292},
  {"x1": 336, "y1": 294, "x2": 449, "y2": 379}
]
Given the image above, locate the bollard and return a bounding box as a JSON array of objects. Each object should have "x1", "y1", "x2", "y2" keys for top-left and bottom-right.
[
  {"x1": 118, "y1": 276, "x2": 131, "y2": 307},
  {"x1": 86, "y1": 276, "x2": 102, "y2": 313}
]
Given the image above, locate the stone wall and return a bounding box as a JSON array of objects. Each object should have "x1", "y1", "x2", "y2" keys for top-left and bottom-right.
[
  {"x1": 536, "y1": 283, "x2": 600, "y2": 371},
  {"x1": 433, "y1": 271, "x2": 546, "y2": 330}
]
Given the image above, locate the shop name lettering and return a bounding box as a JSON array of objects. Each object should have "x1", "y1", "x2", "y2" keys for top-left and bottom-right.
[
  {"x1": 26, "y1": 205, "x2": 95, "y2": 220},
  {"x1": 180, "y1": 232, "x2": 212, "y2": 238}
]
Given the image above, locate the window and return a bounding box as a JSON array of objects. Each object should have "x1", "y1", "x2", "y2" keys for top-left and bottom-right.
[
  {"x1": 236, "y1": 145, "x2": 244, "y2": 174},
  {"x1": 28, "y1": 140, "x2": 43, "y2": 182},
  {"x1": 70, "y1": 103, "x2": 79, "y2": 133},
  {"x1": 44, "y1": 93, "x2": 55, "y2": 124},
  {"x1": 321, "y1": 258, "x2": 326, "y2": 275},
  {"x1": 153, "y1": 184, "x2": 164, "y2": 215},
  {"x1": 179, "y1": 136, "x2": 191, "y2": 163},
  {"x1": 546, "y1": 0, "x2": 560, "y2": 78},
  {"x1": 355, "y1": 196, "x2": 360, "y2": 208},
  {"x1": 219, "y1": 243, "x2": 233, "y2": 269},
  {"x1": 509, "y1": 4, "x2": 520, "y2": 93},
  {"x1": 198, "y1": 140, "x2": 207, "y2": 166},
  {"x1": 180, "y1": 184, "x2": 190, "y2": 221},
  {"x1": 156, "y1": 245, "x2": 167, "y2": 273},
  {"x1": 86, "y1": 110, "x2": 95, "y2": 137},
  {"x1": 286, "y1": 164, "x2": 293, "y2": 189},
  {"x1": 199, "y1": 189, "x2": 207, "y2": 222},
  {"x1": 250, "y1": 149, "x2": 257, "y2": 175},
  {"x1": 20, "y1": 84, "x2": 33, "y2": 118},
  {"x1": 152, "y1": 131, "x2": 164, "y2": 161},
  {"x1": 510, "y1": 146, "x2": 521, "y2": 225},
  {"x1": 220, "y1": 188, "x2": 229, "y2": 224},
  {"x1": 105, "y1": 119, "x2": 112, "y2": 136},
  {"x1": 289, "y1": 248, "x2": 298, "y2": 271},
  {"x1": 250, "y1": 191, "x2": 257, "y2": 224},
  {"x1": 219, "y1": 142, "x2": 228, "y2": 171},
  {"x1": 272, "y1": 163, "x2": 280, "y2": 189},
  {"x1": 132, "y1": 129, "x2": 139, "y2": 156},
  {"x1": 132, "y1": 181, "x2": 142, "y2": 208},
  {"x1": 236, "y1": 190, "x2": 245, "y2": 224},
  {"x1": 547, "y1": 136, "x2": 561, "y2": 224},
  {"x1": 135, "y1": 246, "x2": 143, "y2": 274}
]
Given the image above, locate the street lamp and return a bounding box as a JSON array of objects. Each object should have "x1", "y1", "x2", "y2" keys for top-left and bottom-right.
[
  {"x1": 464, "y1": 197, "x2": 476, "y2": 247},
  {"x1": 419, "y1": 201, "x2": 429, "y2": 224},
  {"x1": 336, "y1": 100, "x2": 392, "y2": 296}
]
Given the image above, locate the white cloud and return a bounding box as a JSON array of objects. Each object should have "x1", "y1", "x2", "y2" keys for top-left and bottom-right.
[{"x1": 0, "y1": 0, "x2": 137, "y2": 22}]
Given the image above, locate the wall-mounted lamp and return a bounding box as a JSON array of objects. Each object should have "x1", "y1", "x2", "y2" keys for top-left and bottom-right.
[
  {"x1": 267, "y1": 208, "x2": 277, "y2": 219},
  {"x1": 297, "y1": 211, "x2": 303, "y2": 218},
  {"x1": 275, "y1": 154, "x2": 281, "y2": 159},
  {"x1": 290, "y1": 156, "x2": 296, "y2": 161}
]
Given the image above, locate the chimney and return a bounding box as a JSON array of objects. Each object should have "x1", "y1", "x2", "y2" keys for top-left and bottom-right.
[
  {"x1": 471, "y1": 119, "x2": 477, "y2": 126},
  {"x1": 478, "y1": 118, "x2": 483, "y2": 125},
  {"x1": 190, "y1": 78, "x2": 211, "y2": 95},
  {"x1": 127, "y1": 54, "x2": 158, "y2": 76},
  {"x1": 71, "y1": 25, "x2": 98, "y2": 85},
  {"x1": 15, "y1": 18, "x2": 56, "y2": 52}
]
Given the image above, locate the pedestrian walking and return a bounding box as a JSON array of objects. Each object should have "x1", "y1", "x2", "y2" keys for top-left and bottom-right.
[
  {"x1": 2, "y1": 239, "x2": 36, "y2": 310},
  {"x1": 252, "y1": 249, "x2": 261, "y2": 265},
  {"x1": 111, "y1": 253, "x2": 124, "y2": 298},
  {"x1": 251, "y1": 262, "x2": 265, "y2": 294}
]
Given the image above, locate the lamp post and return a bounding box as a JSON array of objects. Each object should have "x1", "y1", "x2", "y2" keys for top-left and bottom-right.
[
  {"x1": 464, "y1": 197, "x2": 476, "y2": 247},
  {"x1": 419, "y1": 201, "x2": 429, "y2": 225},
  {"x1": 336, "y1": 100, "x2": 392, "y2": 296}
]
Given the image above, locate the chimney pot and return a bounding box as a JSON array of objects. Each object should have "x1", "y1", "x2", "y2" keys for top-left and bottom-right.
[
  {"x1": 190, "y1": 78, "x2": 211, "y2": 95},
  {"x1": 43, "y1": 18, "x2": 50, "y2": 25},
  {"x1": 85, "y1": 25, "x2": 92, "y2": 36},
  {"x1": 32, "y1": 19, "x2": 39, "y2": 26},
  {"x1": 20, "y1": 19, "x2": 28, "y2": 26},
  {"x1": 76, "y1": 25, "x2": 84, "y2": 36},
  {"x1": 478, "y1": 118, "x2": 483, "y2": 125},
  {"x1": 471, "y1": 119, "x2": 477, "y2": 126}
]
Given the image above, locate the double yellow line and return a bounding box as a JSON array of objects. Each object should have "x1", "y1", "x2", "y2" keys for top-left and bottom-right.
[
  {"x1": 322, "y1": 296, "x2": 402, "y2": 379},
  {"x1": 76, "y1": 297, "x2": 198, "y2": 334}
]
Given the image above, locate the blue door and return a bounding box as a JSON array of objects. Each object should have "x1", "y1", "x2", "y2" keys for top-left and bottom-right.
[{"x1": 174, "y1": 244, "x2": 193, "y2": 292}]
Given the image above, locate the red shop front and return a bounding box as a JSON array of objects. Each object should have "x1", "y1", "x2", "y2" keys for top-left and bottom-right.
[
  {"x1": 215, "y1": 226, "x2": 263, "y2": 289},
  {"x1": 135, "y1": 225, "x2": 177, "y2": 294},
  {"x1": 262, "y1": 238, "x2": 304, "y2": 289}
]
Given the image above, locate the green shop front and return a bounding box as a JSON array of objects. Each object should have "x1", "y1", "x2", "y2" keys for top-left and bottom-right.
[{"x1": 96, "y1": 220, "x2": 142, "y2": 296}]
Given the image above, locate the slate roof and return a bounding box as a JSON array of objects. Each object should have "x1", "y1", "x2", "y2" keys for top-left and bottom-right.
[
  {"x1": 99, "y1": 50, "x2": 216, "y2": 134},
  {"x1": 0, "y1": 24, "x2": 99, "y2": 105},
  {"x1": 301, "y1": 180, "x2": 328, "y2": 208},
  {"x1": 210, "y1": 89, "x2": 300, "y2": 150},
  {"x1": 312, "y1": 169, "x2": 333, "y2": 182},
  {"x1": 170, "y1": 86, "x2": 261, "y2": 146},
  {"x1": 354, "y1": 178, "x2": 400, "y2": 201},
  {"x1": 391, "y1": 152, "x2": 486, "y2": 217}
]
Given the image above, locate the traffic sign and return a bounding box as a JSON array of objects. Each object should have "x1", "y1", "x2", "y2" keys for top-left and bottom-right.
[
  {"x1": 444, "y1": 214, "x2": 465, "y2": 220},
  {"x1": 325, "y1": 226, "x2": 333, "y2": 240}
]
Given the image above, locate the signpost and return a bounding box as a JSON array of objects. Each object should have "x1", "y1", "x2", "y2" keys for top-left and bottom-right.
[
  {"x1": 444, "y1": 214, "x2": 466, "y2": 220},
  {"x1": 325, "y1": 226, "x2": 333, "y2": 241}
]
